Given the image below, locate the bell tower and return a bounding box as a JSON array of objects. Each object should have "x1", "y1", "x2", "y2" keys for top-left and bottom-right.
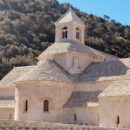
[{"x1": 55, "y1": 8, "x2": 85, "y2": 44}]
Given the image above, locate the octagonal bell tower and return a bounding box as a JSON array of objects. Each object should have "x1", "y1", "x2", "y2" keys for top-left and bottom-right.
[{"x1": 55, "y1": 8, "x2": 85, "y2": 44}]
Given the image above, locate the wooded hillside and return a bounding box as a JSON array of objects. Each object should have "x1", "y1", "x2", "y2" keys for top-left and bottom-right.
[{"x1": 0, "y1": 0, "x2": 130, "y2": 79}]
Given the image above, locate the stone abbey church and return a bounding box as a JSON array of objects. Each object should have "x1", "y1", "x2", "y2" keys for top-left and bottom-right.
[{"x1": 0, "y1": 8, "x2": 130, "y2": 128}]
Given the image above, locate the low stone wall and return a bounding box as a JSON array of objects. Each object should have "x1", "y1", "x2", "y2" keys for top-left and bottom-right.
[{"x1": 0, "y1": 120, "x2": 129, "y2": 130}]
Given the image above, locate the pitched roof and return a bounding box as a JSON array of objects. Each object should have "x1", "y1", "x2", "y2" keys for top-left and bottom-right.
[
  {"x1": 64, "y1": 91, "x2": 101, "y2": 108},
  {"x1": 38, "y1": 41, "x2": 117, "y2": 60},
  {"x1": 0, "y1": 66, "x2": 36, "y2": 88},
  {"x1": 1, "y1": 58, "x2": 130, "y2": 86},
  {"x1": 55, "y1": 8, "x2": 85, "y2": 25},
  {"x1": 16, "y1": 58, "x2": 130, "y2": 83},
  {"x1": 80, "y1": 58, "x2": 130, "y2": 82},
  {"x1": 99, "y1": 80, "x2": 130, "y2": 97},
  {"x1": 18, "y1": 59, "x2": 78, "y2": 82}
]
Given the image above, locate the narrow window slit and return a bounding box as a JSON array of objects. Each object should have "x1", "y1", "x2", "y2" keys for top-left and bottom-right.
[{"x1": 25, "y1": 100, "x2": 28, "y2": 112}]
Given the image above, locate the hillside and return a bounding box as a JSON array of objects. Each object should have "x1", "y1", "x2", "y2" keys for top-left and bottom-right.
[{"x1": 0, "y1": 0, "x2": 130, "y2": 79}]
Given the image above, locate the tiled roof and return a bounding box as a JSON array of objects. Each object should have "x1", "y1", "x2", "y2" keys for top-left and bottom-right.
[
  {"x1": 18, "y1": 59, "x2": 78, "y2": 82},
  {"x1": 64, "y1": 91, "x2": 101, "y2": 107},
  {"x1": 39, "y1": 41, "x2": 117, "y2": 60},
  {"x1": 19, "y1": 58, "x2": 130, "y2": 82},
  {"x1": 55, "y1": 8, "x2": 85, "y2": 25},
  {"x1": 1, "y1": 58, "x2": 130, "y2": 86},
  {"x1": 80, "y1": 58, "x2": 130, "y2": 82},
  {"x1": 0, "y1": 66, "x2": 36, "y2": 88},
  {"x1": 99, "y1": 80, "x2": 130, "y2": 97}
]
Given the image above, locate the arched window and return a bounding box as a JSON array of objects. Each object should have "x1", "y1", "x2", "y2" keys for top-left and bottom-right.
[
  {"x1": 62, "y1": 27, "x2": 68, "y2": 39},
  {"x1": 44, "y1": 100, "x2": 49, "y2": 112},
  {"x1": 24, "y1": 100, "x2": 28, "y2": 112},
  {"x1": 76, "y1": 27, "x2": 80, "y2": 40}
]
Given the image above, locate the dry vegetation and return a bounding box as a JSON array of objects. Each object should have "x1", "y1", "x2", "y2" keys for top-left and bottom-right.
[
  {"x1": 0, "y1": 0, "x2": 130, "y2": 79},
  {"x1": 0, "y1": 120, "x2": 128, "y2": 130}
]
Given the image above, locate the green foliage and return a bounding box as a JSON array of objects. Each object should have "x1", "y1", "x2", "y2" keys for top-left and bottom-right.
[
  {"x1": 103, "y1": 15, "x2": 110, "y2": 21},
  {"x1": 0, "y1": 0, "x2": 130, "y2": 79},
  {"x1": 0, "y1": 0, "x2": 4, "y2": 6}
]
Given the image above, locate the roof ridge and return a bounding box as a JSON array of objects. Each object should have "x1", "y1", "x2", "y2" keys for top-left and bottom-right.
[
  {"x1": 52, "y1": 60, "x2": 81, "y2": 80},
  {"x1": 52, "y1": 60, "x2": 70, "y2": 75},
  {"x1": 55, "y1": 9, "x2": 70, "y2": 24},
  {"x1": 55, "y1": 8, "x2": 84, "y2": 25},
  {"x1": 38, "y1": 41, "x2": 117, "y2": 60}
]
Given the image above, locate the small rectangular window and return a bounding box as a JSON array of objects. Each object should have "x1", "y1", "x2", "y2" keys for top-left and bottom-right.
[
  {"x1": 117, "y1": 116, "x2": 120, "y2": 124},
  {"x1": 25, "y1": 100, "x2": 28, "y2": 112},
  {"x1": 44, "y1": 100, "x2": 49, "y2": 112}
]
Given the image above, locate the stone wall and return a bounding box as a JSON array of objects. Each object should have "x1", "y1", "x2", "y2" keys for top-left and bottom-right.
[
  {"x1": 54, "y1": 53, "x2": 92, "y2": 74},
  {"x1": 99, "y1": 96, "x2": 130, "y2": 128},
  {"x1": 63, "y1": 107, "x2": 99, "y2": 125},
  {"x1": 0, "y1": 108, "x2": 14, "y2": 120},
  {"x1": 15, "y1": 82, "x2": 75, "y2": 122},
  {"x1": 0, "y1": 120, "x2": 128, "y2": 130},
  {"x1": 15, "y1": 81, "x2": 109, "y2": 124},
  {"x1": 0, "y1": 88, "x2": 14, "y2": 97}
]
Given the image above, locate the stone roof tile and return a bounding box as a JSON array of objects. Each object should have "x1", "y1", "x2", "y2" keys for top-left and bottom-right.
[
  {"x1": 55, "y1": 8, "x2": 85, "y2": 25},
  {"x1": 64, "y1": 91, "x2": 101, "y2": 107},
  {"x1": 80, "y1": 58, "x2": 130, "y2": 82},
  {"x1": 1, "y1": 58, "x2": 130, "y2": 86},
  {"x1": 18, "y1": 59, "x2": 78, "y2": 82},
  {"x1": 0, "y1": 66, "x2": 36, "y2": 88},
  {"x1": 38, "y1": 41, "x2": 117, "y2": 60},
  {"x1": 99, "y1": 80, "x2": 130, "y2": 97}
]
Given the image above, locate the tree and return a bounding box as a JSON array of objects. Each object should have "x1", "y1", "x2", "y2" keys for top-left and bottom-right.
[{"x1": 104, "y1": 15, "x2": 110, "y2": 21}]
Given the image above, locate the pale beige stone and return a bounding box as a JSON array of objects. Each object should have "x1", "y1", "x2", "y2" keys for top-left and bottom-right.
[{"x1": 0, "y1": 8, "x2": 129, "y2": 129}]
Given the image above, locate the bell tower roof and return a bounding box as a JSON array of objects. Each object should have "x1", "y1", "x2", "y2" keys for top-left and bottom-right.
[{"x1": 55, "y1": 8, "x2": 85, "y2": 26}]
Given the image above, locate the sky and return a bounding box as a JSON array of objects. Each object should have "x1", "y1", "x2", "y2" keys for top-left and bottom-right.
[{"x1": 58, "y1": 0, "x2": 130, "y2": 26}]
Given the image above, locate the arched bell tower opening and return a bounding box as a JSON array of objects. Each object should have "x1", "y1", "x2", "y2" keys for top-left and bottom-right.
[
  {"x1": 62, "y1": 27, "x2": 68, "y2": 39},
  {"x1": 55, "y1": 8, "x2": 85, "y2": 44}
]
